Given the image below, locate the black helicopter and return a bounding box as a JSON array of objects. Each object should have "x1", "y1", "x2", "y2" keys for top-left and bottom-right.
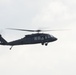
[{"x1": 0, "y1": 28, "x2": 57, "y2": 50}]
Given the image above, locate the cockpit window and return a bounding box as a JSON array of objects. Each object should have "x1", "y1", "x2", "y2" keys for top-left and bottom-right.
[
  {"x1": 45, "y1": 36, "x2": 47, "y2": 39},
  {"x1": 48, "y1": 35, "x2": 51, "y2": 38},
  {"x1": 51, "y1": 35, "x2": 54, "y2": 37}
]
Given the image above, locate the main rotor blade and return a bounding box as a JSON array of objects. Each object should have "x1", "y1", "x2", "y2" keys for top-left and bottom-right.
[
  {"x1": 7, "y1": 28, "x2": 70, "y2": 32},
  {"x1": 7, "y1": 28, "x2": 37, "y2": 32},
  {"x1": 41, "y1": 29, "x2": 70, "y2": 32}
]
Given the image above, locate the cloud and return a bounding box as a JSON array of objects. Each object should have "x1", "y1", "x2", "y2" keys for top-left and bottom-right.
[
  {"x1": 0, "y1": 0, "x2": 76, "y2": 29},
  {"x1": 0, "y1": 0, "x2": 12, "y2": 6},
  {"x1": 31, "y1": 1, "x2": 76, "y2": 29}
]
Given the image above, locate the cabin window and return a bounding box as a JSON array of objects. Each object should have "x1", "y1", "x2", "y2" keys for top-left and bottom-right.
[
  {"x1": 34, "y1": 37, "x2": 37, "y2": 40},
  {"x1": 34, "y1": 36, "x2": 44, "y2": 40},
  {"x1": 38, "y1": 37, "x2": 41, "y2": 40},
  {"x1": 41, "y1": 37, "x2": 44, "y2": 40}
]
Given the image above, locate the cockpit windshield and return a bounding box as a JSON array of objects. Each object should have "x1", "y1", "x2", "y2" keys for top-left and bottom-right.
[{"x1": 50, "y1": 35, "x2": 54, "y2": 38}]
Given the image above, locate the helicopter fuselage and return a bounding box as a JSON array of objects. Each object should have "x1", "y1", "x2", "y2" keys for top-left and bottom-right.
[{"x1": 5, "y1": 33, "x2": 57, "y2": 46}]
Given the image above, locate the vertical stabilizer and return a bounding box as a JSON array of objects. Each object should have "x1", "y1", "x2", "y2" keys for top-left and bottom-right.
[{"x1": 0, "y1": 35, "x2": 7, "y2": 45}]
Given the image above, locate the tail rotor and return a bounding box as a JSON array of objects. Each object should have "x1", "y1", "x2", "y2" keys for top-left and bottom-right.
[
  {"x1": 0, "y1": 29, "x2": 7, "y2": 44},
  {"x1": 0, "y1": 29, "x2": 3, "y2": 43},
  {"x1": 0, "y1": 34, "x2": 2, "y2": 44}
]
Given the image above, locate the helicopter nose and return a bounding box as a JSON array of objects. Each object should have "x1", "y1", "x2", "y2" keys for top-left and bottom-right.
[{"x1": 53, "y1": 37, "x2": 57, "y2": 41}]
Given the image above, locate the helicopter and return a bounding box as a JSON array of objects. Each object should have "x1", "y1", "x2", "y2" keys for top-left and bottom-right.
[{"x1": 0, "y1": 28, "x2": 57, "y2": 50}]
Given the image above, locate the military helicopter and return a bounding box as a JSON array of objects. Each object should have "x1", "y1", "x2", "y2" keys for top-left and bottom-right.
[{"x1": 0, "y1": 28, "x2": 58, "y2": 50}]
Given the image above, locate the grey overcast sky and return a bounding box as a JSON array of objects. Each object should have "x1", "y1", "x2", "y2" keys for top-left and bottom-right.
[{"x1": 0, "y1": 0, "x2": 76, "y2": 75}]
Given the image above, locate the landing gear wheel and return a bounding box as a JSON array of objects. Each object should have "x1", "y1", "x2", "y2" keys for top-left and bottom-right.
[
  {"x1": 45, "y1": 43, "x2": 48, "y2": 46},
  {"x1": 41, "y1": 43, "x2": 44, "y2": 45}
]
